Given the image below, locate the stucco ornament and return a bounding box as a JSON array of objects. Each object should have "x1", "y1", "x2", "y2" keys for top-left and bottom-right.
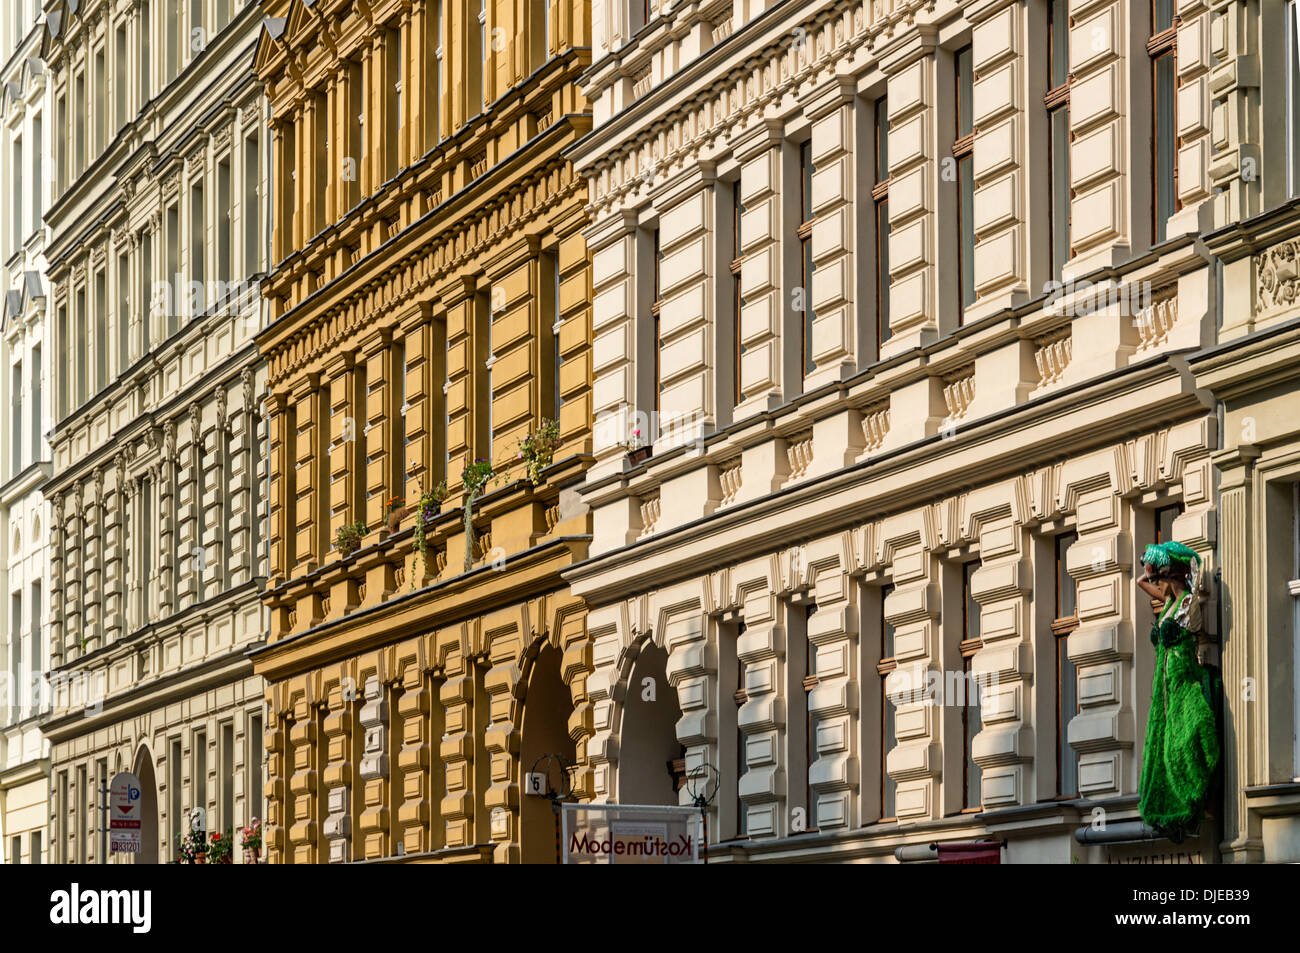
[{"x1": 1255, "y1": 239, "x2": 1300, "y2": 312}]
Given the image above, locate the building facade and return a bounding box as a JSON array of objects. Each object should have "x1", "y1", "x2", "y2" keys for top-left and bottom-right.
[
  {"x1": 39, "y1": 0, "x2": 270, "y2": 863},
  {"x1": 565, "y1": 0, "x2": 1300, "y2": 863},
  {"x1": 250, "y1": 0, "x2": 594, "y2": 864},
  {"x1": 0, "y1": 0, "x2": 52, "y2": 866}
]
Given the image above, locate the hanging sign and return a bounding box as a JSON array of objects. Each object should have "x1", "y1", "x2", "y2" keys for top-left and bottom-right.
[
  {"x1": 560, "y1": 803, "x2": 704, "y2": 865},
  {"x1": 109, "y1": 772, "x2": 143, "y2": 854}
]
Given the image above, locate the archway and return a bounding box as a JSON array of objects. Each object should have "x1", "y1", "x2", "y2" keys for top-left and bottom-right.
[
  {"x1": 131, "y1": 745, "x2": 160, "y2": 864},
  {"x1": 518, "y1": 643, "x2": 575, "y2": 863},
  {"x1": 617, "y1": 641, "x2": 685, "y2": 806}
]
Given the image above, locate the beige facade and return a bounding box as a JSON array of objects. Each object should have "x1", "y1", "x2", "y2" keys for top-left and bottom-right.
[
  {"x1": 39, "y1": 0, "x2": 270, "y2": 863},
  {"x1": 1, "y1": 0, "x2": 51, "y2": 866},
  {"x1": 566, "y1": 0, "x2": 1299, "y2": 862}
]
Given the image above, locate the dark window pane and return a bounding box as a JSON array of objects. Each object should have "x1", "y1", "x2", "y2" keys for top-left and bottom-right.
[
  {"x1": 1050, "y1": 0, "x2": 1070, "y2": 89},
  {"x1": 956, "y1": 46, "x2": 973, "y2": 138},
  {"x1": 959, "y1": 155, "x2": 976, "y2": 311},
  {"x1": 1154, "y1": 51, "x2": 1176, "y2": 243},
  {"x1": 1058, "y1": 635, "x2": 1078, "y2": 795},
  {"x1": 1153, "y1": 0, "x2": 1175, "y2": 33},
  {"x1": 1051, "y1": 107, "x2": 1071, "y2": 281}
]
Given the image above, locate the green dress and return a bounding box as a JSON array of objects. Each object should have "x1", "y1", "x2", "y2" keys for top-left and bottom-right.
[{"x1": 1137, "y1": 593, "x2": 1220, "y2": 842}]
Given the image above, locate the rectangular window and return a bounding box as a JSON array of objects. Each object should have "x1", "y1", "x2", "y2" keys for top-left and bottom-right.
[
  {"x1": 118, "y1": 253, "x2": 130, "y2": 373},
  {"x1": 11, "y1": 134, "x2": 21, "y2": 254},
  {"x1": 94, "y1": 270, "x2": 107, "y2": 393},
  {"x1": 74, "y1": 288, "x2": 86, "y2": 406},
  {"x1": 57, "y1": 771, "x2": 68, "y2": 862},
  {"x1": 75, "y1": 765, "x2": 87, "y2": 863},
  {"x1": 954, "y1": 46, "x2": 976, "y2": 321},
  {"x1": 74, "y1": 72, "x2": 86, "y2": 175},
  {"x1": 165, "y1": 204, "x2": 179, "y2": 336},
  {"x1": 426, "y1": 0, "x2": 443, "y2": 151},
  {"x1": 961, "y1": 561, "x2": 982, "y2": 811},
  {"x1": 55, "y1": 306, "x2": 67, "y2": 419},
  {"x1": 731, "y1": 180, "x2": 745, "y2": 407},
  {"x1": 1150, "y1": 1, "x2": 1178, "y2": 243},
  {"x1": 540, "y1": 251, "x2": 561, "y2": 423},
  {"x1": 11, "y1": 360, "x2": 21, "y2": 476},
  {"x1": 475, "y1": 291, "x2": 492, "y2": 462},
  {"x1": 9, "y1": 835, "x2": 19, "y2": 865},
  {"x1": 32, "y1": 114, "x2": 41, "y2": 227},
  {"x1": 873, "y1": 97, "x2": 890, "y2": 350},
  {"x1": 194, "y1": 729, "x2": 207, "y2": 818},
  {"x1": 800, "y1": 602, "x2": 819, "y2": 830},
  {"x1": 798, "y1": 140, "x2": 817, "y2": 375},
  {"x1": 169, "y1": 737, "x2": 183, "y2": 849},
  {"x1": 394, "y1": 340, "x2": 407, "y2": 494},
  {"x1": 530, "y1": 0, "x2": 549, "y2": 72},
  {"x1": 140, "y1": 229, "x2": 153, "y2": 351},
  {"x1": 191, "y1": 181, "x2": 206, "y2": 316},
  {"x1": 190, "y1": 0, "x2": 204, "y2": 62},
  {"x1": 477, "y1": 0, "x2": 488, "y2": 113},
  {"x1": 1047, "y1": 0, "x2": 1071, "y2": 283},
  {"x1": 651, "y1": 228, "x2": 663, "y2": 412},
  {"x1": 140, "y1": 1, "x2": 152, "y2": 103},
  {"x1": 96, "y1": 758, "x2": 108, "y2": 861},
  {"x1": 217, "y1": 157, "x2": 232, "y2": 286},
  {"x1": 878, "y1": 584, "x2": 897, "y2": 820},
  {"x1": 248, "y1": 711, "x2": 263, "y2": 828},
  {"x1": 243, "y1": 134, "x2": 260, "y2": 277},
  {"x1": 30, "y1": 345, "x2": 39, "y2": 461},
  {"x1": 116, "y1": 24, "x2": 128, "y2": 130},
  {"x1": 1054, "y1": 532, "x2": 1079, "y2": 796},
  {"x1": 29, "y1": 830, "x2": 40, "y2": 865},
  {"x1": 735, "y1": 620, "x2": 748, "y2": 838},
  {"x1": 8, "y1": 592, "x2": 19, "y2": 714},
  {"x1": 94, "y1": 49, "x2": 105, "y2": 155},
  {"x1": 30, "y1": 580, "x2": 42, "y2": 717},
  {"x1": 56, "y1": 94, "x2": 66, "y2": 196},
  {"x1": 387, "y1": 25, "x2": 402, "y2": 178},
  {"x1": 220, "y1": 722, "x2": 235, "y2": 833}
]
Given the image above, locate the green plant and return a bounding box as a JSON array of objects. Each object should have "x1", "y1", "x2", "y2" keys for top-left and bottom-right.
[
  {"x1": 410, "y1": 480, "x2": 449, "y2": 589},
  {"x1": 239, "y1": 818, "x2": 262, "y2": 854},
  {"x1": 175, "y1": 809, "x2": 206, "y2": 863},
  {"x1": 335, "y1": 520, "x2": 367, "y2": 558},
  {"x1": 461, "y1": 458, "x2": 497, "y2": 572},
  {"x1": 515, "y1": 418, "x2": 563, "y2": 486},
  {"x1": 206, "y1": 828, "x2": 234, "y2": 864}
]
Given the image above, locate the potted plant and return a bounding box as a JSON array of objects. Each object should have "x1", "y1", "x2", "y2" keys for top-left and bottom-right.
[
  {"x1": 621, "y1": 428, "x2": 652, "y2": 466},
  {"x1": 207, "y1": 829, "x2": 234, "y2": 865},
  {"x1": 385, "y1": 495, "x2": 407, "y2": 533},
  {"x1": 411, "y1": 481, "x2": 449, "y2": 590},
  {"x1": 240, "y1": 818, "x2": 262, "y2": 864},
  {"x1": 335, "y1": 520, "x2": 367, "y2": 558},
  {"x1": 176, "y1": 809, "x2": 207, "y2": 864},
  {"x1": 515, "y1": 418, "x2": 563, "y2": 486},
  {"x1": 461, "y1": 458, "x2": 498, "y2": 572}
]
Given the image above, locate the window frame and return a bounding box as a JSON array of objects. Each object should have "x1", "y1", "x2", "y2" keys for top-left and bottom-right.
[
  {"x1": 1148, "y1": 3, "x2": 1180, "y2": 244},
  {"x1": 873, "y1": 96, "x2": 891, "y2": 351},
  {"x1": 876, "y1": 582, "x2": 897, "y2": 822},
  {"x1": 960, "y1": 560, "x2": 983, "y2": 812},
  {"x1": 798, "y1": 140, "x2": 817, "y2": 376},
  {"x1": 954, "y1": 45, "x2": 976, "y2": 323}
]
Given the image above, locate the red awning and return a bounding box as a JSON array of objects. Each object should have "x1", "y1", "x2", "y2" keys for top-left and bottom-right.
[{"x1": 936, "y1": 841, "x2": 1002, "y2": 864}]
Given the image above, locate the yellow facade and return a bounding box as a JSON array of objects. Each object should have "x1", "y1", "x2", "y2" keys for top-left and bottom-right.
[{"x1": 252, "y1": 0, "x2": 594, "y2": 863}]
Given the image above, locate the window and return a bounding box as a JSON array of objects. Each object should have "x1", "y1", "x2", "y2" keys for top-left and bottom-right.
[
  {"x1": 877, "y1": 584, "x2": 897, "y2": 820},
  {"x1": 9, "y1": 836, "x2": 18, "y2": 865},
  {"x1": 1154, "y1": 502, "x2": 1183, "y2": 545},
  {"x1": 11, "y1": 360, "x2": 21, "y2": 475},
  {"x1": 217, "y1": 157, "x2": 232, "y2": 286},
  {"x1": 165, "y1": 204, "x2": 179, "y2": 336},
  {"x1": 57, "y1": 771, "x2": 68, "y2": 862},
  {"x1": 140, "y1": 1, "x2": 152, "y2": 103},
  {"x1": 734, "y1": 620, "x2": 748, "y2": 838},
  {"x1": 55, "y1": 94, "x2": 66, "y2": 197},
  {"x1": 1046, "y1": 0, "x2": 1071, "y2": 282},
  {"x1": 873, "y1": 98, "x2": 891, "y2": 350},
  {"x1": 116, "y1": 25, "x2": 128, "y2": 130},
  {"x1": 7, "y1": 592, "x2": 19, "y2": 717},
  {"x1": 191, "y1": 181, "x2": 206, "y2": 315},
  {"x1": 799, "y1": 601, "x2": 818, "y2": 831},
  {"x1": 29, "y1": 345, "x2": 39, "y2": 462},
  {"x1": 427, "y1": 1, "x2": 443, "y2": 150},
  {"x1": 94, "y1": 49, "x2": 106, "y2": 155},
  {"x1": 220, "y1": 722, "x2": 235, "y2": 832},
  {"x1": 530, "y1": 0, "x2": 550, "y2": 72},
  {"x1": 1053, "y1": 532, "x2": 1079, "y2": 796},
  {"x1": 190, "y1": 0, "x2": 204, "y2": 62},
  {"x1": 385, "y1": 25, "x2": 402, "y2": 178},
  {"x1": 954, "y1": 45, "x2": 976, "y2": 320},
  {"x1": 29, "y1": 830, "x2": 40, "y2": 864},
  {"x1": 248, "y1": 711, "x2": 264, "y2": 827},
  {"x1": 1289, "y1": 1, "x2": 1300, "y2": 196},
  {"x1": 475, "y1": 0, "x2": 487, "y2": 114},
  {"x1": 75, "y1": 765, "x2": 87, "y2": 863},
  {"x1": 541, "y1": 250, "x2": 561, "y2": 422},
  {"x1": 74, "y1": 72, "x2": 86, "y2": 176},
  {"x1": 194, "y1": 729, "x2": 207, "y2": 817},
  {"x1": 475, "y1": 290, "x2": 493, "y2": 461},
  {"x1": 140, "y1": 228, "x2": 154, "y2": 351},
  {"x1": 74, "y1": 288, "x2": 86, "y2": 406},
  {"x1": 55, "y1": 306, "x2": 67, "y2": 419},
  {"x1": 243, "y1": 133, "x2": 260, "y2": 277},
  {"x1": 95, "y1": 271, "x2": 107, "y2": 393},
  {"x1": 30, "y1": 581, "x2": 41, "y2": 718},
  {"x1": 730, "y1": 180, "x2": 746, "y2": 407},
  {"x1": 97, "y1": 758, "x2": 108, "y2": 861},
  {"x1": 1290, "y1": 484, "x2": 1300, "y2": 781},
  {"x1": 651, "y1": 228, "x2": 663, "y2": 411},
  {"x1": 961, "y1": 561, "x2": 982, "y2": 811},
  {"x1": 118, "y1": 253, "x2": 130, "y2": 372},
  {"x1": 169, "y1": 737, "x2": 183, "y2": 847},
  {"x1": 798, "y1": 141, "x2": 817, "y2": 375},
  {"x1": 11, "y1": 134, "x2": 22, "y2": 254},
  {"x1": 394, "y1": 341, "x2": 407, "y2": 493},
  {"x1": 1150, "y1": 0, "x2": 1178, "y2": 243},
  {"x1": 32, "y1": 114, "x2": 41, "y2": 227}
]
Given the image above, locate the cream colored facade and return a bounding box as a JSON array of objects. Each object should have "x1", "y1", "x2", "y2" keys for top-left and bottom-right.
[
  {"x1": 0, "y1": 0, "x2": 51, "y2": 867},
  {"x1": 40, "y1": 0, "x2": 270, "y2": 863},
  {"x1": 567, "y1": 0, "x2": 1298, "y2": 862}
]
